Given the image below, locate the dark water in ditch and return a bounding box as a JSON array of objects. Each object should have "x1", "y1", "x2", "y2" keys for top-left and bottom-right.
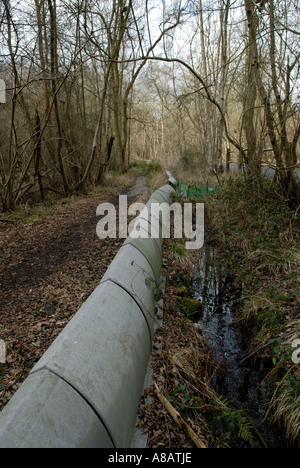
[
  {"x1": 193, "y1": 243, "x2": 288, "y2": 448},
  {"x1": 126, "y1": 175, "x2": 150, "y2": 200}
]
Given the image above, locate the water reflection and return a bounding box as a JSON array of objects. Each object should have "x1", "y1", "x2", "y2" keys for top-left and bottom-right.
[
  {"x1": 193, "y1": 244, "x2": 287, "y2": 447},
  {"x1": 194, "y1": 244, "x2": 247, "y2": 401}
]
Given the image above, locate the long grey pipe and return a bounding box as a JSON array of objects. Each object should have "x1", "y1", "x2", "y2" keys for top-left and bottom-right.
[{"x1": 0, "y1": 178, "x2": 176, "y2": 448}]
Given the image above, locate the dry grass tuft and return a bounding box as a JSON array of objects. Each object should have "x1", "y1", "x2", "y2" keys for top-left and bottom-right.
[
  {"x1": 272, "y1": 378, "x2": 300, "y2": 444},
  {"x1": 147, "y1": 170, "x2": 169, "y2": 190},
  {"x1": 168, "y1": 242, "x2": 194, "y2": 270}
]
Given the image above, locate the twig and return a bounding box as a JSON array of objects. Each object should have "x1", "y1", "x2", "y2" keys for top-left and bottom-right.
[
  {"x1": 153, "y1": 382, "x2": 207, "y2": 449},
  {"x1": 213, "y1": 169, "x2": 222, "y2": 187},
  {"x1": 238, "y1": 342, "x2": 271, "y2": 365}
]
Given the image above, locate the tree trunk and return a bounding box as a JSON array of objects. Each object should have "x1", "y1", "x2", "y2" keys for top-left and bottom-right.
[
  {"x1": 199, "y1": 0, "x2": 214, "y2": 168},
  {"x1": 216, "y1": 0, "x2": 230, "y2": 172},
  {"x1": 35, "y1": 0, "x2": 51, "y2": 118},
  {"x1": 243, "y1": 1, "x2": 259, "y2": 176},
  {"x1": 244, "y1": 0, "x2": 300, "y2": 204},
  {"x1": 48, "y1": 0, "x2": 69, "y2": 193},
  {"x1": 34, "y1": 110, "x2": 44, "y2": 202}
]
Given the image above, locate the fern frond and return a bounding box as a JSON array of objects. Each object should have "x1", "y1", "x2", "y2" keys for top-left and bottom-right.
[{"x1": 238, "y1": 418, "x2": 255, "y2": 446}]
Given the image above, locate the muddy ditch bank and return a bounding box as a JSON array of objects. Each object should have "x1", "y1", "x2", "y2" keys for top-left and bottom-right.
[{"x1": 193, "y1": 242, "x2": 290, "y2": 448}]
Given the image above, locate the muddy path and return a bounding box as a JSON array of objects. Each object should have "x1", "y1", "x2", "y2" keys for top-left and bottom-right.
[
  {"x1": 0, "y1": 198, "x2": 115, "y2": 303},
  {"x1": 0, "y1": 194, "x2": 128, "y2": 310},
  {"x1": 0, "y1": 176, "x2": 150, "y2": 406},
  {"x1": 0, "y1": 174, "x2": 150, "y2": 304}
]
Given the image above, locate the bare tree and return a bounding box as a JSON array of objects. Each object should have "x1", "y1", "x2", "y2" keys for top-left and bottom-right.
[
  {"x1": 216, "y1": 0, "x2": 230, "y2": 171},
  {"x1": 245, "y1": 0, "x2": 300, "y2": 203}
]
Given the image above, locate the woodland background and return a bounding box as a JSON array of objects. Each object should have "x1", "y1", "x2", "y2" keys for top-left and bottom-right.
[{"x1": 0, "y1": 0, "x2": 299, "y2": 211}]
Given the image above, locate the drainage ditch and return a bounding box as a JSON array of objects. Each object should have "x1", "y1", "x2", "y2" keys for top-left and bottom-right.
[
  {"x1": 193, "y1": 242, "x2": 288, "y2": 448},
  {"x1": 126, "y1": 174, "x2": 150, "y2": 200}
]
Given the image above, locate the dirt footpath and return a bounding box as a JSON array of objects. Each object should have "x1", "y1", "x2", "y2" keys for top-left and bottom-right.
[{"x1": 0, "y1": 192, "x2": 129, "y2": 408}]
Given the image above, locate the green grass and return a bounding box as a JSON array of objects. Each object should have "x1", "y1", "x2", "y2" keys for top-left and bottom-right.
[{"x1": 130, "y1": 159, "x2": 162, "y2": 174}]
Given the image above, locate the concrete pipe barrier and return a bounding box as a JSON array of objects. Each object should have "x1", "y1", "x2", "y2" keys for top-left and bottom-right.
[
  {"x1": 0, "y1": 179, "x2": 176, "y2": 448},
  {"x1": 166, "y1": 170, "x2": 177, "y2": 188}
]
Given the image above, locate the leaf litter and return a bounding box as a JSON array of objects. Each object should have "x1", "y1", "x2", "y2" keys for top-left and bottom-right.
[{"x1": 0, "y1": 193, "x2": 126, "y2": 409}]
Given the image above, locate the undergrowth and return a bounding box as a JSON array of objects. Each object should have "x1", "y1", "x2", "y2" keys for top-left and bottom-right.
[
  {"x1": 204, "y1": 177, "x2": 300, "y2": 444},
  {"x1": 142, "y1": 235, "x2": 258, "y2": 448}
]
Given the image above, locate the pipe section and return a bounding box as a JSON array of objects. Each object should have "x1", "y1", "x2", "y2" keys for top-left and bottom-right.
[{"x1": 0, "y1": 179, "x2": 175, "y2": 448}]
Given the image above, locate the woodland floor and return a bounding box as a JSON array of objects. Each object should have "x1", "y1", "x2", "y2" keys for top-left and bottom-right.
[
  {"x1": 0, "y1": 175, "x2": 147, "y2": 409},
  {"x1": 1, "y1": 168, "x2": 298, "y2": 448}
]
